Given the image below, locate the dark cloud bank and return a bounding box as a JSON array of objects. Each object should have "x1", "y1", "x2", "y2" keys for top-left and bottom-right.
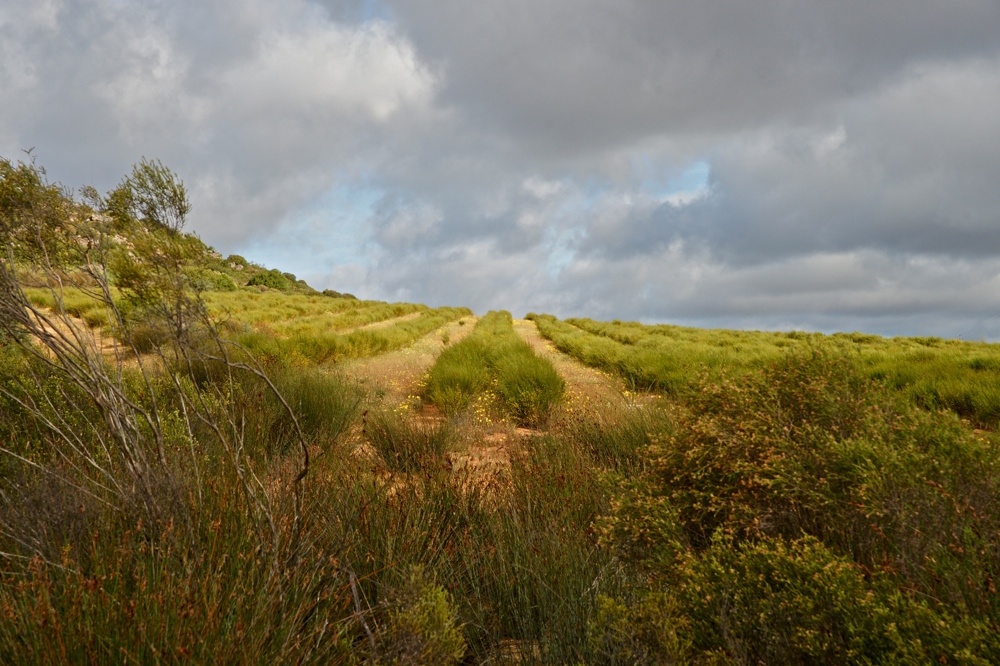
[{"x1": 4, "y1": 0, "x2": 1000, "y2": 338}]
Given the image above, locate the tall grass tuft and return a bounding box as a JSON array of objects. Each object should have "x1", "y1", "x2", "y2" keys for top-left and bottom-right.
[
  {"x1": 494, "y1": 352, "x2": 565, "y2": 426},
  {"x1": 365, "y1": 409, "x2": 453, "y2": 472},
  {"x1": 561, "y1": 399, "x2": 674, "y2": 475}
]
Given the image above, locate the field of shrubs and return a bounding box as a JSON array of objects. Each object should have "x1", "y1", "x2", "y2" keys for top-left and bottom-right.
[
  {"x1": 532, "y1": 313, "x2": 1000, "y2": 428},
  {"x1": 3, "y1": 155, "x2": 1000, "y2": 663}
]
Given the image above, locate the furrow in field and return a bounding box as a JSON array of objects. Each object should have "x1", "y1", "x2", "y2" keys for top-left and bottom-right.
[
  {"x1": 351, "y1": 311, "x2": 423, "y2": 332},
  {"x1": 512, "y1": 318, "x2": 634, "y2": 411},
  {"x1": 340, "y1": 315, "x2": 477, "y2": 411}
]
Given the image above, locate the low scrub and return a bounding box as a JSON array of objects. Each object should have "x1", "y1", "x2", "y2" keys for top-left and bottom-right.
[
  {"x1": 596, "y1": 351, "x2": 1000, "y2": 663},
  {"x1": 246, "y1": 268, "x2": 291, "y2": 290},
  {"x1": 365, "y1": 409, "x2": 453, "y2": 472},
  {"x1": 534, "y1": 313, "x2": 1000, "y2": 426}
]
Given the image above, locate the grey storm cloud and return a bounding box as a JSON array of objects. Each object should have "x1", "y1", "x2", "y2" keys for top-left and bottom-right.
[
  {"x1": 384, "y1": 0, "x2": 1000, "y2": 153},
  {"x1": 3, "y1": 0, "x2": 1000, "y2": 337}
]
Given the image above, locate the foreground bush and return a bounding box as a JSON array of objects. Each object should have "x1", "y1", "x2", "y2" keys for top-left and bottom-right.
[{"x1": 597, "y1": 351, "x2": 1000, "y2": 663}]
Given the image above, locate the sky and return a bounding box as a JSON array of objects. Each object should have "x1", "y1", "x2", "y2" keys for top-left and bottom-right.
[{"x1": 3, "y1": 0, "x2": 1000, "y2": 338}]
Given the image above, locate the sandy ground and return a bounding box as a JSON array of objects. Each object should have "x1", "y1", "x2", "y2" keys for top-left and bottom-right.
[
  {"x1": 353, "y1": 310, "x2": 423, "y2": 332},
  {"x1": 512, "y1": 318, "x2": 633, "y2": 411},
  {"x1": 339, "y1": 315, "x2": 477, "y2": 410}
]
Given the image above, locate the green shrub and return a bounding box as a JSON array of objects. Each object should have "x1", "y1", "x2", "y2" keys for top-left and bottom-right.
[
  {"x1": 247, "y1": 269, "x2": 290, "y2": 290},
  {"x1": 587, "y1": 593, "x2": 691, "y2": 666},
  {"x1": 493, "y1": 351, "x2": 564, "y2": 426},
  {"x1": 322, "y1": 289, "x2": 358, "y2": 299},
  {"x1": 673, "y1": 535, "x2": 999, "y2": 664},
  {"x1": 425, "y1": 311, "x2": 564, "y2": 425},
  {"x1": 426, "y1": 340, "x2": 492, "y2": 414},
  {"x1": 378, "y1": 565, "x2": 466, "y2": 665},
  {"x1": 186, "y1": 267, "x2": 237, "y2": 292}
]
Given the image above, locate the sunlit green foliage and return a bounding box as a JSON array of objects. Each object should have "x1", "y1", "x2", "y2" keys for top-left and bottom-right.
[
  {"x1": 238, "y1": 306, "x2": 471, "y2": 366},
  {"x1": 426, "y1": 311, "x2": 565, "y2": 425},
  {"x1": 246, "y1": 268, "x2": 292, "y2": 290},
  {"x1": 533, "y1": 313, "x2": 1000, "y2": 426},
  {"x1": 378, "y1": 565, "x2": 467, "y2": 665},
  {"x1": 105, "y1": 157, "x2": 190, "y2": 233}
]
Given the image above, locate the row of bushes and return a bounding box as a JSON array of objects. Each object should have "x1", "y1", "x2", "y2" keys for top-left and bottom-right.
[
  {"x1": 265, "y1": 301, "x2": 425, "y2": 337},
  {"x1": 535, "y1": 314, "x2": 1000, "y2": 427},
  {"x1": 237, "y1": 306, "x2": 472, "y2": 366},
  {"x1": 529, "y1": 313, "x2": 693, "y2": 392},
  {"x1": 426, "y1": 311, "x2": 565, "y2": 426}
]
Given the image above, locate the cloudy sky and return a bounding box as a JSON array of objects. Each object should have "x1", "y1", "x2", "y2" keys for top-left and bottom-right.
[{"x1": 4, "y1": 1, "x2": 1000, "y2": 338}]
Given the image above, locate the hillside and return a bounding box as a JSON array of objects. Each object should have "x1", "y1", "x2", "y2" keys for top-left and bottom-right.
[{"x1": 2, "y1": 156, "x2": 1000, "y2": 664}]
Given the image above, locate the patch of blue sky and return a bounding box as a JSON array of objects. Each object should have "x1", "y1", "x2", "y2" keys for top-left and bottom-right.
[
  {"x1": 358, "y1": 0, "x2": 393, "y2": 22},
  {"x1": 544, "y1": 237, "x2": 577, "y2": 280},
  {"x1": 541, "y1": 161, "x2": 711, "y2": 280},
  {"x1": 666, "y1": 161, "x2": 711, "y2": 196},
  {"x1": 631, "y1": 155, "x2": 711, "y2": 205},
  {"x1": 541, "y1": 184, "x2": 599, "y2": 280},
  {"x1": 235, "y1": 183, "x2": 382, "y2": 280}
]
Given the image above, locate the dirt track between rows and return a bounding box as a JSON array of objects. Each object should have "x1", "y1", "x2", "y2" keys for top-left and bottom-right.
[
  {"x1": 512, "y1": 318, "x2": 632, "y2": 411},
  {"x1": 340, "y1": 315, "x2": 644, "y2": 478},
  {"x1": 340, "y1": 315, "x2": 477, "y2": 411}
]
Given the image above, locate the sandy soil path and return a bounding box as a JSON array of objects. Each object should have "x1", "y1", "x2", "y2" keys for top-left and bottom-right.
[
  {"x1": 512, "y1": 318, "x2": 632, "y2": 412},
  {"x1": 352, "y1": 311, "x2": 423, "y2": 332}
]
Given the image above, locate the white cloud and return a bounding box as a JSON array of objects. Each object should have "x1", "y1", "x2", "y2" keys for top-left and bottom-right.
[{"x1": 222, "y1": 20, "x2": 435, "y2": 124}]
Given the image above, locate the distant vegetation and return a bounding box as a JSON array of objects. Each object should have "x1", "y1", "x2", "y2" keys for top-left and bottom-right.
[
  {"x1": 531, "y1": 313, "x2": 1000, "y2": 428},
  {"x1": 237, "y1": 305, "x2": 470, "y2": 366},
  {"x1": 3, "y1": 154, "x2": 1000, "y2": 663}
]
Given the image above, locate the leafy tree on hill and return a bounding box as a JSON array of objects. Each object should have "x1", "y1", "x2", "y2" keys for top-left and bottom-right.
[{"x1": 104, "y1": 157, "x2": 190, "y2": 233}]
